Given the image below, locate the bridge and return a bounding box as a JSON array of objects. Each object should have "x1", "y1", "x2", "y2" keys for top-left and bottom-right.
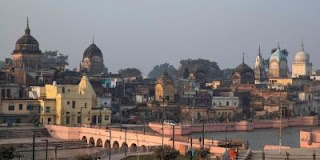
[{"x1": 45, "y1": 125, "x2": 227, "y2": 157}]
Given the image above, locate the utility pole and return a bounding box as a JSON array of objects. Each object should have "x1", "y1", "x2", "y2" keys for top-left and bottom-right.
[
  {"x1": 54, "y1": 146, "x2": 58, "y2": 160},
  {"x1": 279, "y1": 94, "x2": 282, "y2": 154},
  {"x1": 143, "y1": 107, "x2": 146, "y2": 134},
  {"x1": 80, "y1": 106, "x2": 86, "y2": 127},
  {"x1": 190, "y1": 137, "x2": 193, "y2": 160},
  {"x1": 172, "y1": 125, "x2": 175, "y2": 149},
  {"x1": 106, "y1": 130, "x2": 111, "y2": 160},
  {"x1": 99, "y1": 105, "x2": 102, "y2": 128},
  {"x1": 41, "y1": 139, "x2": 48, "y2": 160},
  {"x1": 32, "y1": 133, "x2": 35, "y2": 160},
  {"x1": 202, "y1": 120, "x2": 205, "y2": 148},
  {"x1": 125, "y1": 128, "x2": 127, "y2": 156}
]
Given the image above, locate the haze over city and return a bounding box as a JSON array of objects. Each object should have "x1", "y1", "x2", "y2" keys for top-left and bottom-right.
[{"x1": 1, "y1": 0, "x2": 320, "y2": 75}]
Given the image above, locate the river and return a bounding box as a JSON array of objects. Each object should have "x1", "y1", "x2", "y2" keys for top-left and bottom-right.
[{"x1": 192, "y1": 126, "x2": 319, "y2": 150}]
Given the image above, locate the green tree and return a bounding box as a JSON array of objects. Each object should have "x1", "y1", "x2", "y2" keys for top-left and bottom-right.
[
  {"x1": 148, "y1": 63, "x2": 178, "y2": 79},
  {"x1": 0, "y1": 146, "x2": 18, "y2": 160},
  {"x1": 178, "y1": 58, "x2": 222, "y2": 83},
  {"x1": 194, "y1": 148, "x2": 211, "y2": 160},
  {"x1": 0, "y1": 60, "x2": 4, "y2": 69},
  {"x1": 119, "y1": 68, "x2": 142, "y2": 78},
  {"x1": 154, "y1": 145, "x2": 180, "y2": 160}
]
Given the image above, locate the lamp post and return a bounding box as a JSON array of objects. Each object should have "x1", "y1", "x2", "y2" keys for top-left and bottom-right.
[
  {"x1": 80, "y1": 106, "x2": 86, "y2": 127},
  {"x1": 41, "y1": 139, "x2": 48, "y2": 160},
  {"x1": 160, "y1": 95, "x2": 169, "y2": 148},
  {"x1": 105, "y1": 130, "x2": 112, "y2": 160},
  {"x1": 32, "y1": 133, "x2": 35, "y2": 160},
  {"x1": 99, "y1": 105, "x2": 102, "y2": 129}
]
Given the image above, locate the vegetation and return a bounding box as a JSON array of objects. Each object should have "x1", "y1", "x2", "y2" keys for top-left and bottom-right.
[
  {"x1": 0, "y1": 60, "x2": 4, "y2": 68},
  {"x1": 76, "y1": 154, "x2": 95, "y2": 160},
  {"x1": 0, "y1": 146, "x2": 19, "y2": 160},
  {"x1": 154, "y1": 145, "x2": 180, "y2": 160},
  {"x1": 119, "y1": 68, "x2": 142, "y2": 78},
  {"x1": 148, "y1": 63, "x2": 179, "y2": 79}
]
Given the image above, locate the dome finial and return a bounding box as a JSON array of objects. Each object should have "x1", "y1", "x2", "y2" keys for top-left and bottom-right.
[
  {"x1": 92, "y1": 35, "x2": 95, "y2": 44},
  {"x1": 25, "y1": 16, "x2": 31, "y2": 35},
  {"x1": 258, "y1": 45, "x2": 261, "y2": 55},
  {"x1": 277, "y1": 42, "x2": 281, "y2": 49},
  {"x1": 300, "y1": 40, "x2": 304, "y2": 51},
  {"x1": 242, "y1": 52, "x2": 245, "y2": 64}
]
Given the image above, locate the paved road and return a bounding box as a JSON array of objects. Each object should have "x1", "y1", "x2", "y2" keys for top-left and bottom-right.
[{"x1": 99, "y1": 152, "x2": 153, "y2": 160}]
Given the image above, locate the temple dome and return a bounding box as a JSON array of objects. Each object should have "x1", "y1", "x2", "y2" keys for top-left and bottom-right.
[
  {"x1": 294, "y1": 44, "x2": 309, "y2": 63},
  {"x1": 235, "y1": 63, "x2": 253, "y2": 74},
  {"x1": 83, "y1": 43, "x2": 103, "y2": 58}
]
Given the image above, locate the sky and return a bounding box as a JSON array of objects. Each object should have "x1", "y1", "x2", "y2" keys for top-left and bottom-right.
[{"x1": 1, "y1": 0, "x2": 320, "y2": 76}]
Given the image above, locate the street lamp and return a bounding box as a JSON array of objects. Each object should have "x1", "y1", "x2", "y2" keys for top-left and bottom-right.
[
  {"x1": 105, "y1": 130, "x2": 112, "y2": 160},
  {"x1": 41, "y1": 139, "x2": 48, "y2": 160},
  {"x1": 80, "y1": 106, "x2": 86, "y2": 127},
  {"x1": 160, "y1": 95, "x2": 169, "y2": 147}
]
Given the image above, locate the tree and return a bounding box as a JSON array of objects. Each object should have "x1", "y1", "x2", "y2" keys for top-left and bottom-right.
[
  {"x1": 194, "y1": 148, "x2": 210, "y2": 160},
  {"x1": 76, "y1": 154, "x2": 95, "y2": 160},
  {"x1": 0, "y1": 60, "x2": 4, "y2": 69},
  {"x1": 119, "y1": 68, "x2": 142, "y2": 78},
  {"x1": 148, "y1": 63, "x2": 178, "y2": 79},
  {"x1": 178, "y1": 58, "x2": 222, "y2": 83},
  {"x1": 154, "y1": 145, "x2": 180, "y2": 160},
  {"x1": 0, "y1": 146, "x2": 18, "y2": 160},
  {"x1": 183, "y1": 68, "x2": 190, "y2": 79}
]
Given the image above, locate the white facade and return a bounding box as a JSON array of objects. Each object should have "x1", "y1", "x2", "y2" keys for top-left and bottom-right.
[
  {"x1": 212, "y1": 96, "x2": 239, "y2": 108},
  {"x1": 292, "y1": 44, "x2": 312, "y2": 78}
]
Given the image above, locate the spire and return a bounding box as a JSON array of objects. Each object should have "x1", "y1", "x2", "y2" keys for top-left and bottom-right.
[
  {"x1": 242, "y1": 52, "x2": 245, "y2": 64},
  {"x1": 92, "y1": 35, "x2": 95, "y2": 44},
  {"x1": 300, "y1": 40, "x2": 304, "y2": 51},
  {"x1": 25, "y1": 16, "x2": 31, "y2": 35},
  {"x1": 258, "y1": 45, "x2": 261, "y2": 56},
  {"x1": 277, "y1": 42, "x2": 281, "y2": 50}
]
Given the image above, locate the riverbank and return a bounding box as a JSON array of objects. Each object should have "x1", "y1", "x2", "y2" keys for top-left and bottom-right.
[{"x1": 149, "y1": 116, "x2": 319, "y2": 135}]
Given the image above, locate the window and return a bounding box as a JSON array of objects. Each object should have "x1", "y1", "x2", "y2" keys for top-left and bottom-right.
[
  {"x1": 105, "y1": 115, "x2": 109, "y2": 120},
  {"x1": 72, "y1": 101, "x2": 76, "y2": 108},
  {"x1": 62, "y1": 87, "x2": 65, "y2": 93},
  {"x1": 85, "y1": 103, "x2": 87, "y2": 108},
  {"x1": 6, "y1": 89, "x2": 11, "y2": 98},
  {"x1": 226, "y1": 101, "x2": 229, "y2": 106},
  {"x1": 8, "y1": 105, "x2": 14, "y2": 111},
  {"x1": 45, "y1": 106, "x2": 50, "y2": 113},
  {"x1": 19, "y1": 104, "x2": 23, "y2": 110},
  {"x1": 27, "y1": 104, "x2": 33, "y2": 110},
  {"x1": 77, "y1": 116, "x2": 81, "y2": 124},
  {"x1": 1, "y1": 89, "x2": 5, "y2": 98},
  {"x1": 67, "y1": 101, "x2": 70, "y2": 105},
  {"x1": 48, "y1": 118, "x2": 51, "y2": 124},
  {"x1": 66, "y1": 116, "x2": 70, "y2": 124}
]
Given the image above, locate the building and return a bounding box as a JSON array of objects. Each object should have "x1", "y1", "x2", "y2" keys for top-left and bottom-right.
[
  {"x1": 80, "y1": 40, "x2": 105, "y2": 75},
  {"x1": 292, "y1": 43, "x2": 312, "y2": 78},
  {"x1": 30, "y1": 76, "x2": 111, "y2": 126},
  {"x1": 12, "y1": 18, "x2": 42, "y2": 69},
  {"x1": 232, "y1": 53, "x2": 255, "y2": 85},
  {"x1": 269, "y1": 45, "x2": 289, "y2": 78},
  {"x1": 155, "y1": 70, "x2": 175, "y2": 102},
  {"x1": 254, "y1": 46, "x2": 267, "y2": 84}
]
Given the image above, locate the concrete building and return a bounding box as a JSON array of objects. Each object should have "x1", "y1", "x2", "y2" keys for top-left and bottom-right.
[
  {"x1": 292, "y1": 43, "x2": 312, "y2": 78},
  {"x1": 30, "y1": 76, "x2": 111, "y2": 126}
]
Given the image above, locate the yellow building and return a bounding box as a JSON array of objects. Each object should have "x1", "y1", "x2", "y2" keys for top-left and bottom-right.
[
  {"x1": 33, "y1": 76, "x2": 111, "y2": 126},
  {"x1": 155, "y1": 70, "x2": 175, "y2": 103}
]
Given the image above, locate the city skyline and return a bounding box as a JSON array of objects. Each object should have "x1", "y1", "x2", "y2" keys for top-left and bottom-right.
[{"x1": 1, "y1": 0, "x2": 320, "y2": 75}]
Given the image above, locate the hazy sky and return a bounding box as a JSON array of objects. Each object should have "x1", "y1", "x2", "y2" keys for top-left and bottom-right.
[{"x1": 1, "y1": 0, "x2": 320, "y2": 75}]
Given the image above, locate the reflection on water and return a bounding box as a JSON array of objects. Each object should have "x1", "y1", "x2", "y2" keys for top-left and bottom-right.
[{"x1": 192, "y1": 126, "x2": 319, "y2": 150}]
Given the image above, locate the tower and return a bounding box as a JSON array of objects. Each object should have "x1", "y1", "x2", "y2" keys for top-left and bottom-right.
[
  {"x1": 80, "y1": 38, "x2": 105, "y2": 74},
  {"x1": 254, "y1": 46, "x2": 267, "y2": 84},
  {"x1": 291, "y1": 42, "x2": 312, "y2": 78},
  {"x1": 269, "y1": 44, "x2": 288, "y2": 78},
  {"x1": 12, "y1": 17, "x2": 42, "y2": 69}
]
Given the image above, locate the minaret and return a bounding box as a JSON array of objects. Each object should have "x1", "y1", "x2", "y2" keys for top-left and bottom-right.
[{"x1": 254, "y1": 45, "x2": 266, "y2": 84}]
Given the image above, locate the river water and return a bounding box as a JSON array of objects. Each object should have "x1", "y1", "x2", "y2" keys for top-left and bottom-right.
[{"x1": 192, "y1": 126, "x2": 319, "y2": 150}]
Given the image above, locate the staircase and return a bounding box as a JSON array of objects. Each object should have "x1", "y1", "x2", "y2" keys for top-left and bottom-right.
[{"x1": 0, "y1": 127, "x2": 50, "y2": 139}]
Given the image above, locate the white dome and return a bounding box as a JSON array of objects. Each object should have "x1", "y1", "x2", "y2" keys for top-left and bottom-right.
[{"x1": 294, "y1": 51, "x2": 309, "y2": 63}]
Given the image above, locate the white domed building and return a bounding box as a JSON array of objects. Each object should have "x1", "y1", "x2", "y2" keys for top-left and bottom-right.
[{"x1": 291, "y1": 43, "x2": 312, "y2": 78}]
